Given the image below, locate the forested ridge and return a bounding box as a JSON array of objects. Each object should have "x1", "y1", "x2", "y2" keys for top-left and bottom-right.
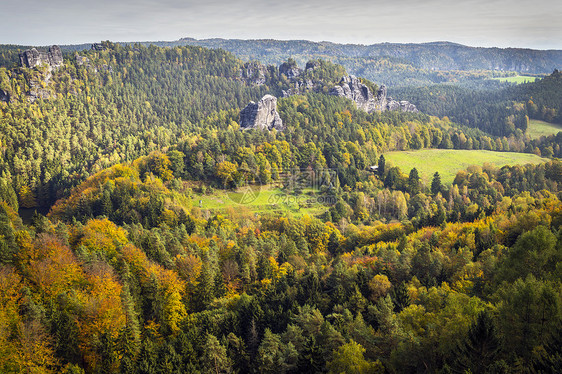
[
  {"x1": 128, "y1": 38, "x2": 562, "y2": 85},
  {"x1": 0, "y1": 41, "x2": 562, "y2": 373},
  {"x1": 58, "y1": 39, "x2": 562, "y2": 74},
  {"x1": 0, "y1": 42, "x2": 273, "y2": 208},
  {"x1": 1, "y1": 41, "x2": 537, "y2": 210},
  {"x1": 394, "y1": 69, "x2": 562, "y2": 137}
]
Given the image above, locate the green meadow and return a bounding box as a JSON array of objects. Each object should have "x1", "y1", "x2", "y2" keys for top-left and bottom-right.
[
  {"x1": 385, "y1": 149, "x2": 549, "y2": 185},
  {"x1": 527, "y1": 119, "x2": 562, "y2": 139},
  {"x1": 189, "y1": 185, "x2": 329, "y2": 217},
  {"x1": 491, "y1": 75, "x2": 539, "y2": 84}
]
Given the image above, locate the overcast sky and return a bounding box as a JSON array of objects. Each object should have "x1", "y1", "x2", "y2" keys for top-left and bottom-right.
[{"x1": 2, "y1": 0, "x2": 561, "y2": 49}]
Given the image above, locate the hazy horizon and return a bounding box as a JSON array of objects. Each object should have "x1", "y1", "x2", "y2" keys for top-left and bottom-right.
[
  {"x1": 3, "y1": 0, "x2": 562, "y2": 50},
  {"x1": 7, "y1": 37, "x2": 562, "y2": 52}
]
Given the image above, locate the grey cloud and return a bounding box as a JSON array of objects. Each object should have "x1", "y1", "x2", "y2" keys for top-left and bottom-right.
[{"x1": 0, "y1": 0, "x2": 560, "y2": 49}]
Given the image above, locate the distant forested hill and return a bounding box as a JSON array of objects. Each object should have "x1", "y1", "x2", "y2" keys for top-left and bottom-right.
[
  {"x1": 0, "y1": 42, "x2": 272, "y2": 208},
  {"x1": 513, "y1": 69, "x2": 562, "y2": 123},
  {"x1": 0, "y1": 42, "x2": 440, "y2": 210},
  {"x1": 52, "y1": 38, "x2": 562, "y2": 88},
  {"x1": 162, "y1": 39, "x2": 562, "y2": 73},
  {"x1": 172, "y1": 39, "x2": 561, "y2": 84},
  {"x1": 394, "y1": 69, "x2": 562, "y2": 136}
]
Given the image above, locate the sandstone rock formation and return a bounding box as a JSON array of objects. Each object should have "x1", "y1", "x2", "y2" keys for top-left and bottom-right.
[
  {"x1": 375, "y1": 88, "x2": 419, "y2": 113},
  {"x1": 75, "y1": 54, "x2": 90, "y2": 67},
  {"x1": 91, "y1": 43, "x2": 107, "y2": 51},
  {"x1": 329, "y1": 75, "x2": 418, "y2": 113},
  {"x1": 19, "y1": 45, "x2": 63, "y2": 69},
  {"x1": 282, "y1": 79, "x2": 314, "y2": 98},
  {"x1": 0, "y1": 90, "x2": 9, "y2": 103},
  {"x1": 329, "y1": 75, "x2": 377, "y2": 112},
  {"x1": 375, "y1": 84, "x2": 388, "y2": 111},
  {"x1": 240, "y1": 62, "x2": 267, "y2": 85},
  {"x1": 19, "y1": 47, "x2": 62, "y2": 101},
  {"x1": 240, "y1": 95, "x2": 283, "y2": 131},
  {"x1": 399, "y1": 100, "x2": 418, "y2": 112},
  {"x1": 279, "y1": 61, "x2": 302, "y2": 79}
]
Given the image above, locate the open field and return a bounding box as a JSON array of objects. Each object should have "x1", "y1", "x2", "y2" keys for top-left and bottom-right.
[
  {"x1": 527, "y1": 119, "x2": 562, "y2": 139},
  {"x1": 385, "y1": 149, "x2": 549, "y2": 185},
  {"x1": 189, "y1": 185, "x2": 329, "y2": 217},
  {"x1": 491, "y1": 75, "x2": 539, "y2": 84}
]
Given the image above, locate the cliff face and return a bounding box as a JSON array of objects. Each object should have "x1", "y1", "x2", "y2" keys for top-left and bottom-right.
[
  {"x1": 275, "y1": 59, "x2": 419, "y2": 114},
  {"x1": 329, "y1": 75, "x2": 377, "y2": 112},
  {"x1": 280, "y1": 60, "x2": 326, "y2": 97},
  {"x1": 19, "y1": 46, "x2": 63, "y2": 69},
  {"x1": 279, "y1": 61, "x2": 302, "y2": 79},
  {"x1": 240, "y1": 95, "x2": 284, "y2": 131},
  {"x1": 329, "y1": 75, "x2": 418, "y2": 113},
  {"x1": 240, "y1": 62, "x2": 267, "y2": 85},
  {"x1": 18, "y1": 46, "x2": 64, "y2": 102},
  {"x1": 0, "y1": 90, "x2": 9, "y2": 103}
]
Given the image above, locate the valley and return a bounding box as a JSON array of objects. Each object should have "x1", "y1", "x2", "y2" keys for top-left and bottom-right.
[{"x1": 0, "y1": 38, "x2": 561, "y2": 374}]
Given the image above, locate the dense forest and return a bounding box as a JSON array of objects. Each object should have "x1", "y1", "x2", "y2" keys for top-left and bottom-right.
[
  {"x1": 58, "y1": 38, "x2": 562, "y2": 73},
  {"x1": 1, "y1": 40, "x2": 562, "y2": 373},
  {"x1": 2, "y1": 42, "x2": 537, "y2": 210},
  {"x1": 1, "y1": 151, "x2": 562, "y2": 373},
  {"x1": 394, "y1": 69, "x2": 562, "y2": 137},
  {"x1": 54, "y1": 39, "x2": 561, "y2": 88}
]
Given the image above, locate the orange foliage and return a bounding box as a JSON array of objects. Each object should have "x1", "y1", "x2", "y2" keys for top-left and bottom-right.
[
  {"x1": 78, "y1": 264, "x2": 126, "y2": 373},
  {"x1": 122, "y1": 244, "x2": 187, "y2": 333},
  {"x1": 0, "y1": 265, "x2": 22, "y2": 310},
  {"x1": 27, "y1": 234, "x2": 84, "y2": 297},
  {"x1": 0, "y1": 266, "x2": 59, "y2": 373},
  {"x1": 175, "y1": 254, "x2": 202, "y2": 286}
]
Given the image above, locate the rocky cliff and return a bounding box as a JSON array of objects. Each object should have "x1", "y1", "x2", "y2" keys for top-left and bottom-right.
[
  {"x1": 19, "y1": 45, "x2": 63, "y2": 69},
  {"x1": 240, "y1": 95, "x2": 283, "y2": 131},
  {"x1": 18, "y1": 45, "x2": 65, "y2": 102},
  {"x1": 91, "y1": 43, "x2": 108, "y2": 51},
  {"x1": 0, "y1": 90, "x2": 9, "y2": 103},
  {"x1": 279, "y1": 61, "x2": 302, "y2": 79},
  {"x1": 240, "y1": 62, "x2": 267, "y2": 85},
  {"x1": 329, "y1": 75, "x2": 418, "y2": 113},
  {"x1": 282, "y1": 79, "x2": 315, "y2": 98},
  {"x1": 280, "y1": 60, "x2": 326, "y2": 97},
  {"x1": 329, "y1": 75, "x2": 377, "y2": 112}
]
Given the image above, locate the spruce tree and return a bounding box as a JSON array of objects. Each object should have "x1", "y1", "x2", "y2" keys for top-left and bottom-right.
[
  {"x1": 451, "y1": 311, "x2": 500, "y2": 373},
  {"x1": 431, "y1": 172, "x2": 442, "y2": 195}
]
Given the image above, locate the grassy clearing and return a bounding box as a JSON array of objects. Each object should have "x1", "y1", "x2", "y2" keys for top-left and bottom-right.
[
  {"x1": 189, "y1": 185, "x2": 329, "y2": 217},
  {"x1": 527, "y1": 119, "x2": 562, "y2": 139},
  {"x1": 385, "y1": 149, "x2": 549, "y2": 185},
  {"x1": 491, "y1": 75, "x2": 539, "y2": 84}
]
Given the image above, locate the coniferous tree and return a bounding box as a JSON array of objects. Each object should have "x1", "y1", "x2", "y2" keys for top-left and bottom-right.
[
  {"x1": 431, "y1": 172, "x2": 442, "y2": 195},
  {"x1": 200, "y1": 334, "x2": 232, "y2": 374},
  {"x1": 390, "y1": 282, "x2": 411, "y2": 313},
  {"x1": 532, "y1": 326, "x2": 562, "y2": 373},
  {"x1": 451, "y1": 311, "x2": 501, "y2": 374},
  {"x1": 377, "y1": 155, "x2": 386, "y2": 178},
  {"x1": 408, "y1": 168, "x2": 421, "y2": 195}
]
